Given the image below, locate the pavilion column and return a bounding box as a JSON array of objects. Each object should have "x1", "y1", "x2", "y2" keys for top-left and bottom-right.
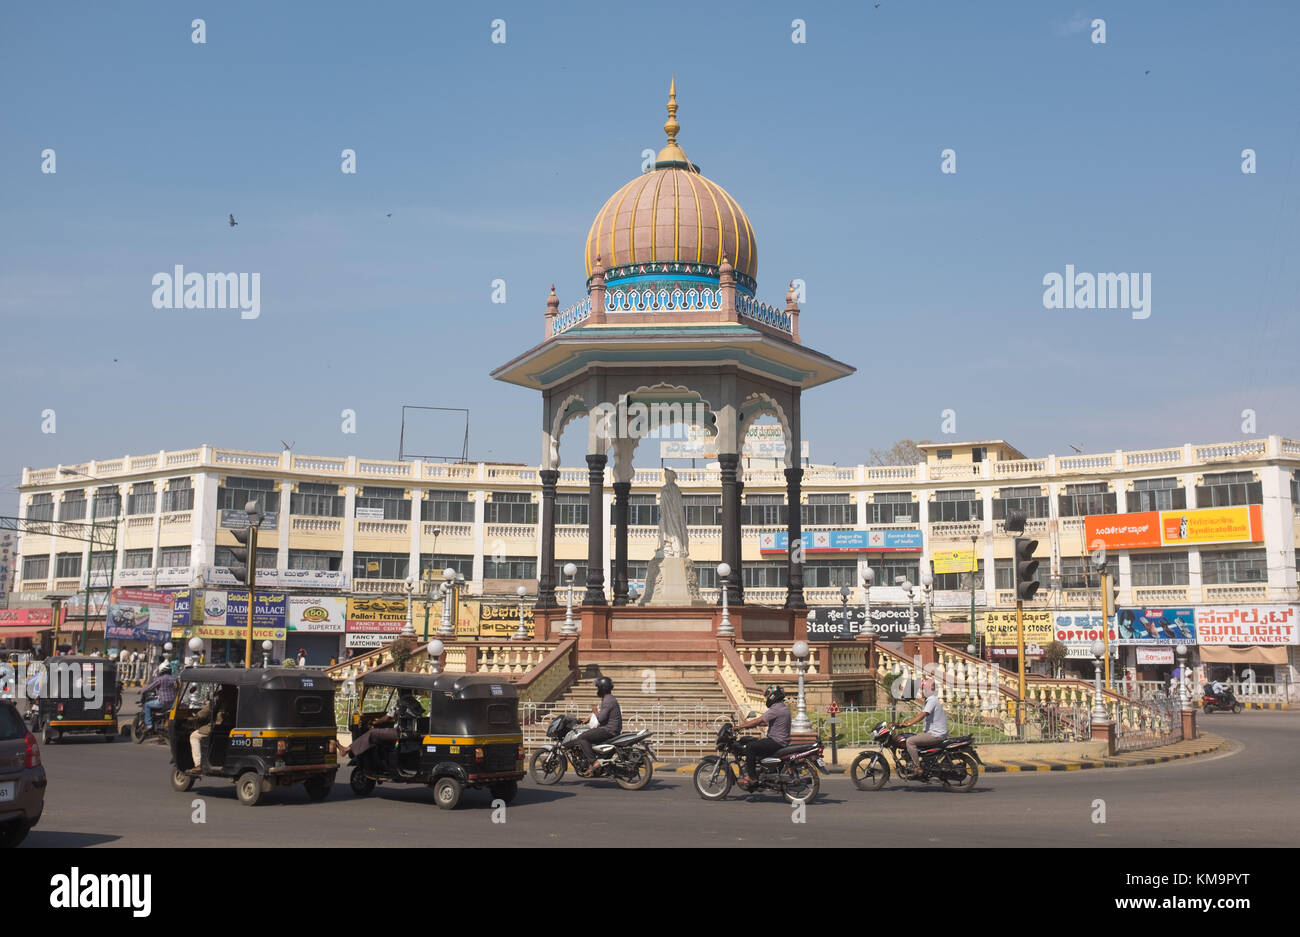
[
  {"x1": 583, "y1": 454, "x2": 608, "y2": 605},
  {"x1": 784, "y1": 466, "x2": 806, "y2": 610},
  {"x1": 734, "y1": 479, "x2": 745, "y2": 605},
  {"x1": 720, "y1": 454, "x2": 741, "y2": 606},
  {"x1": 612, "y1": 481, "x2": 630, "y2": 606},
  {"x1": 536, "y1": 469, "x2": 559, "y2": 609}
]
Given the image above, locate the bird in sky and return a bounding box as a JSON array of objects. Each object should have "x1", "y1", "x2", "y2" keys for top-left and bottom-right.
[
  {"x1": 386, "y1": 212, "x2": 392, "y2": 218},
  {"x1": 281, "y1": 440, "x2": 295, "y2": 451},
  {"x1": 228, "y1": 214, "x2": 238, "y2": 227},
  {"x1": 1145, "y1": 70, "x2": 1151, "y2": 75},
  {"x1": 1069, "y1": 444, "x2": 1082, "y2": 453}
]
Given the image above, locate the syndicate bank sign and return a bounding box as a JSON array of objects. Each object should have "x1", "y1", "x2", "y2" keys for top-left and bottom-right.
[{"x1": 1085, "y1": 505, "x2": 1262, "y2": 550}]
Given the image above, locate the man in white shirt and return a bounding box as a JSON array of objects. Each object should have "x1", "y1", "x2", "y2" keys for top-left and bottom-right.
[{"x1": 898, "y1": 678, "x2": 948, "y2": 777}]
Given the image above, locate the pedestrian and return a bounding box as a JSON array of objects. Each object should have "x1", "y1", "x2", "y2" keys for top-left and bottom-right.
[{"x1": 297, "y1": 648, "x2": 307, "y2": 667}]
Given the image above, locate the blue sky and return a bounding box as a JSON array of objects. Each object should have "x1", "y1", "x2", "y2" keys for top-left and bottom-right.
[{"x1": 2, "y1": 1, "x2": 1297, "y2": 507}]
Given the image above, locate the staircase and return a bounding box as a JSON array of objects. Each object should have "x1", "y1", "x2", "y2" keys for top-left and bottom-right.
[{"x1": 525, "y1": 661, "x2": 739, "y2": 760}]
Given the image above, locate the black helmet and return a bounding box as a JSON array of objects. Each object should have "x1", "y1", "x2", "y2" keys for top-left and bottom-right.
[
  {"x1": 594, "y1": 676, "x2": 614, "y2": 696},
  {"x1": 764, "y1": 685, "x2": 786, "y2": 706}
]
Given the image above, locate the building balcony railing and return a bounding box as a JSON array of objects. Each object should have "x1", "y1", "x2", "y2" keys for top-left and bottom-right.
[
  {"x1": 1132, "y1": 586, "x2": 1189, "y2": 604},
  {"x1": 485, "y1": 524, "x2": 537, "y2": 540},
  {"x1": 352, "y1": 578, "x2": 410, "y2": 594},
  {"x1": 929, "y1": 521, "x2": 984, "y2": 538},
  {"x1": 1202, "y1": 583, "x2": 1268, "y2": 602},
  {"x1": 994, "y1": 517, "x2": 1049, "y2": 534},
  {"x1": 355, "y1": 520, "x2": 410, "y2": 537},
  {"x1": 993, "y1": 459, "x2": 1047, "y2": 477},
  {"x1": 929, "y1": 463, "x2": 984, "y2": 480},
  {"x1": 161, "y1": 511, "x2": 192, "y2": 528},
  {"x1": 292, "y1": 516, "x2": 343, "y2": 534},
  {"x1": 422, "y1": 522, "x2": 472, "y2": 538}
]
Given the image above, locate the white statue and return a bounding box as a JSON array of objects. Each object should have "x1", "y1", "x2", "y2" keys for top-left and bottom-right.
[
  {"x1": 656, "y1": 468, "x2": 690, "y2": 558},
  {"x1": 641, "y1": 468, "x2": 701, "y2": 606}
]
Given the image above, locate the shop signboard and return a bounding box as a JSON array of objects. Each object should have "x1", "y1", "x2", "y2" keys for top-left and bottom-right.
[
  {"x1": 805, "y1": 606, "x2": 921, "y2": 641},
  {"x1": 346, "y1": 597, "x2": 408, "y2": 634},
  {"x1": 478, "y1": 601, "x2": 534, "y2": 639},
  {"x1": 1085, "y1": 505, "x2": 1262, "y2": 551},
  {"x1": 288, "y1": 596, "x2": 346, "y2": 633},
  {"x1": 1114, "y1": 607, "x2": 1196, "y2": 644},
  {"x1": 1193, "y1": 605, "x2": 1298, "y2": 646},
  {"x1": 1136, "y1": 647, "x2": 1175, "y2": 665},
  {"x1": 982, "y1": 609, "x2": 1053, "y2": 646},
  {"x1": 345, "y1": 633, "x2": 388, "y2": 649},
  {"x1": 932, "y1": 549, "x2": 978, "y2": 574},
  {"x1": 106, "y1": 588, "x2": 174, "y2": 643},
  {"x1": 1052, "y1": 612, "x2": 1118, "y2": 645},
  {"x1": 198, "y1": 589, "x2": 287, "y2": 640},
  {"x1": 759, "y1": 529, "x2": 922, "y2": 554}
]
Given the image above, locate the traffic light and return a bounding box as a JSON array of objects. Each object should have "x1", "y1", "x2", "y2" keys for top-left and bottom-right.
[
  {"x1": 227, "y1": 498, "x2": 262, "y2": 586},
  {"x1": 1014, "y1": 536, "x2": 1040, "y2": 601}
]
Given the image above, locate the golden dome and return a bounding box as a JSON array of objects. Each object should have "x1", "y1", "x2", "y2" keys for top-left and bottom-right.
[{"x1": 583, "y1": 82, "x2": 757, "y2": 284}]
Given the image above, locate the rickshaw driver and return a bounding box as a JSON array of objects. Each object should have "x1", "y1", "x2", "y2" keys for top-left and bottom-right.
[
  {"x1": 343, "y1": 689, "x2": 424, "y2": 758},
  {"x1": 187, "y1": 686, "x2": 236, "y2": 775}
]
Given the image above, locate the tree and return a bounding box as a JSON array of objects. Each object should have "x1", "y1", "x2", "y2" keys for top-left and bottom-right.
[
  {"x1": 868, "y1": 439, "x2": 930, "y2": 466},
  {"x1": 1043, "y1": 641, "x2": 1069, "y2": 678}
]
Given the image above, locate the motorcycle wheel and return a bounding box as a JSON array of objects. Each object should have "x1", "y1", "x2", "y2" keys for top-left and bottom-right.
[
  {"x1": 134, "y1": 719, "x2": 146, "y2": 743},
  {"x1": 1232, "y1": 702, "x2": 1243, "y2": 714},
  {"x1": 529, "y1": 748, "x2": 567, "y2": 786},
  {"x1": 614, "y1": 750, "x2": 654, "y2": 791},
  {"x1": 782, "y1": 761, "x2": 820, "y2": 805},
  {"x1": 489, "y1": 780, "x2": 518, "y2": 804},
  {"x1": 850, "y1": 750, "x2": 890, "y2": 791},
  {"x1": 692, "y1": 756, "x2": 734, "y2": 801},
  {"x1": 941, "y1": 752, "x2": 979, "y2": 793}
]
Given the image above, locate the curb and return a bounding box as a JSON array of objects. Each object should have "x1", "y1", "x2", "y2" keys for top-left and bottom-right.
[{"x1": 980, "y1": 734, "x2": 1225, "y2": 773}]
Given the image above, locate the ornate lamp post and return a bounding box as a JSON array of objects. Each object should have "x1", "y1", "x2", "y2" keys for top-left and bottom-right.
[
  {"x1": 839, "y1": 584, "x2": 850, "y2": 633},
  {"x1": 791, "y1": 640, "x2": 812, "y2": 733},
  {"x1": 968, "y1": 533, "x2": 979, "y2": 653},
  {"x1": 717, "y1": 562, "x2": 733, "y2": 636},
  {"x1": 561, "y1": 562, "x2": 578, "y2": 635},
  {"x1": 897, "y1": 578, "x2": 917, "y2": 634},
  {"x1": 426, "y1": 639, "x2": 444, "y2": 675},
  {"x1": 401, "y1": 576, "x2": 416, "y2": 637},
  {"x1": 1175, "y1": 643, "x2": 1190, "y2": 707},
  {"x1": 1090, "y1": 639, "x2": 1109, "y2": 722},
  {"x1": 919, "y1": 571, "x2": 935, "y2": 637},
  {"x1": 261, "y1": 639, "x2": 273, "y2": 669},
  {"x1": 861, "y1": 568, "x2": 874, "y2": 636},
  {"x1": 437, "y1": 567, "x2": 456, "y2": 637},
  {"x1": 187, "y1": 637, "x2": 203, "y2": 667},
  {"x1": 513, "y1": 585, "x2": 529, "y2": 640}
]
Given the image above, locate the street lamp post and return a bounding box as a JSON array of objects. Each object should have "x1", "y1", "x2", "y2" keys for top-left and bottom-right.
[
  {"x1": 1175, "y1": 643, "x2": 1189, "y2": 707},
  {"x1": 426, "y1": 639, "x2": 444, "y2": 675},
  {"x1": 187, "y1": 637, "x2": 204, "y2": 667},
  {"x1": 261, "y1": 639, "x2": 272, "y2": 669},
  {"x1": 561, "y1": 562, "x2": 578, "y2": 636},
  {"x1": 513, "y1": 585, "x2": 529, "y2": 640},
  {"x1": 402, "y1": 576, "x2": 416, "y2": 637},
  {"x1": 919, "y1": 572, "x2": 935, "y2": 637},
  {"x1": 897, "y1": 578, "x2": 917, "y2": 634},
  {"x1": 861, "y1": 568, "x2": 874, "y2": 636},
  {"x1": 437, "y1": 567, "x2": 456, "y2": 637},
  {"x1": 240, "y1": 499, "x2": 263, "y2": 669},
  {"x1": 717, "y1": 563, "x2": 733, "y2": 636},
  {"x1": 791, "y1": 640, "x2": 812, "y2": 733},
  {"x1": 969, "y1": 533, "x2": 979, "y2": 653},
  {"x1": 1090, "y1": 639, "x2": 1109, "y2": 722}
]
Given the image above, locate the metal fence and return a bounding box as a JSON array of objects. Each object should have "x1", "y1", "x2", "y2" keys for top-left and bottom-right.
[
  {"x1": 1114, "y1": 694, "x2": 1183, "y2": 752},
  {"x1": 814, "y1": 698, "x2": 1094, "y2": 747},
  {"x1": 520, "y1": 700, "x2": 735, "y2": 760}
]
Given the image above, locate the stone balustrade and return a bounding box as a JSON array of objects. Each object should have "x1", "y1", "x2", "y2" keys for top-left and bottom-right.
[{"x1": 737, "y1": 644, "x2": 819, "y2": 676}]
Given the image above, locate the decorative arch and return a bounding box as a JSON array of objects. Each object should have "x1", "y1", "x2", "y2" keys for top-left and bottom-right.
[{"x1": 738, "y1": 391, "x2": 795, "y2": 468}]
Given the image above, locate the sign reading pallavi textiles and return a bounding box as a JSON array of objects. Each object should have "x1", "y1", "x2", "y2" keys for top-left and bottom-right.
[{"x1": 346, "y1": 597, "x2": 408, "y2": 634}]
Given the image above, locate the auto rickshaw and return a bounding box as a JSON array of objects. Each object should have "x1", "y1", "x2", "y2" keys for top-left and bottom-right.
[
  {"x1": 347, "y1": 672, "x2": 525, "y2": 809},
  {"x1": 168, "y1": 667, "x2": 339, "y2": 806},
  {"x1": 30, "y1": 656, "x2": 126, "y2": 743}
]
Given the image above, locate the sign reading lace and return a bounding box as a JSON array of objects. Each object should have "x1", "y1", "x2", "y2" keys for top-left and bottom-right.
[{"x1": 1193, "y1": 605, "x2": 1298, "y2": 645}]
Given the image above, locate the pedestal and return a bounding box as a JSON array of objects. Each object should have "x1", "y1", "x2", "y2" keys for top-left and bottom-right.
[
  {"x1": 1090, "y1": 719, "x2": 1116, "y2": 756},
  {"x1": 642, "y1": 554, "x2": 702, "y2": 606},
  {"x1": 1181, "y1": 707, "x2": 1197, "y2": 740}
]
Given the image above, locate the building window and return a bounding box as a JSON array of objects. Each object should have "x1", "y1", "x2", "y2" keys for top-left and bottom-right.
[
  {"x1": 484, "y1": 492, "x2": 537, "y2": 525},
  {"x1": 215, "y1": 546, "x2": 277, "y2": 570},
  {"x1": 162, "y1": 477, "x2": 194, "y2": 512},
  {"x1": 217, "y1": 476, "x2": 279, "y2": 514},
  {"x1": 123, "y1": 549, "x2": 153, "y2": 569},
  {"x1": 159, "y1": 546, "x2": 191, "y2": 568},
  {"x1": 992, "y1": 486, "x2": 1049, "y2": 520},
  {"x1": 355, "y1": 486, "x2": 410, "y2": 520},
  {"x1": 91, "y1": 486, "x2": 121, "y2": 518},
  {"x1": 555, "y1": 493, "x2": 589, "y2": 526},
  {"x1": 56, "y1": 553, "x2": 82, "y2": 578},
  {"x1": 23, "y1": 556, "x2": 49, "y2": 580},
  {"x1": 289, "y1": 549, "x2": 342, "y2": 572},
  {"x1": 743, "y1": 562, "x2": 788, "y2": 589},
  {"x1": 27, "y1": 494, "x2": 54, "y2": 523},
  {"x1": 971, "y1": 447, "x2": 987, "y2": 463},
  {"x1": 935, "y1": 449, "x2": 953, "y2": 460},
  {"x1": 1059, "y1": 556, "x2": 1100, "y2": 590},
  {"x1": 802, "y1": 494, "x2": 856, "y2": 526},
  {"x1": 89, "y1": 551, "x2": 114, "y2": 575},
  {"x1": 1130, "y1": 552, "x2": 1189, "y2": 587},
  {"x1": 1129, "y1": 476, "x2": 1187, "y2": 512},
  {"x1": 353, "y1": 552, "x2": 409, "y2": 580},
  {"x1": 290, "y1": 483, "x2": 345, "y2": 518},
  {"x1": 683, "y1": 494, "x2": 721, "y2": 526},
  {"x1": 422, "y1": 490, "x2": 472, "y2": 523},
  {"x1": 1292, "y1": 472, "x2": 1300, "y2": 513},
  {"x1": 1196, "y1": 471, "x2": 1262, "y2": 507},
  {"x1": 741, "y1": 494, "x2": 785, "y2": 526},
  {"x1": 484, "y1": 555, "x2": 536, "y2": 579},
  {"x1": 1058, "y1": 482, "x2": 1116, "y2": 517},
  {"x1": 876, "y1": 557, "x2": 920, "y2": 586},
  {"x1": 804, "y1": 558, "x2": 858, "y2": 588},
  {"x1": 929, "y1": 560, "x2": 984, "y2": 592},
  {"x1": 58, "y1": 490, "x2": 86, "y2": 521},
  {"x1": 628, "y1": 494, "x2": 660, "y2": 527},
  {"x1": 995, "y1": 557, "x2": 1047, "y2": 591},
  {"x1": 869, "y1": 492, "x2": 914, "y2": 524},
  {"x1": 930, "y1": 489, "x2": 982, "y2": 523},
  {"x1": 420, "y1": 554, "x2": 474, "y2": 579},
  {"x1": 127, "y1": 483, "x2": 156, "y2": 516},
  {"x1": 1201, "y1": 549, "x2": 1267, "y2": 584}
]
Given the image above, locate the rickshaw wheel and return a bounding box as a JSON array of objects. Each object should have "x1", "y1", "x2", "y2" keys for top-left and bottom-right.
[
  {"x1": 303, "y1": 775, "x2": 331, "y2": 801},
  {"x1": 42, "y1": 727, "x2": 56, "y2": 745},
  {"x1": 236, "y1": 771, "x2": 264, "y2": 806},
  {"x1": 349, "y1": 766, "x2": 375, "y2": 796},
  {"x1": 171, "y1": 768, "x2": 196, "y2": 792},
  {"x1": 489, "y1": 780, "x2": 518, "y2": 804},
  {"x1": 432, "y1": 777, "x2": 462, "y2": 810}
]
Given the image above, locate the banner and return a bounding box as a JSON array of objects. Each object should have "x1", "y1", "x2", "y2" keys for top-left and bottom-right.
[
  {"x1": 288, "y1": 596, "x2": 346, "y2": 633},
  {"x1": 805, "y1": 605, "x2": 924, "y2": 641},
  {"x1": 345, "y1": 633, "x2": 388, "y2": 649},
  {"x1": 1136, "y1": 647, "x2": 1175, "y2": 665},
  {"x1": 478, "y1": 601, "x2": 534, "y2": 639},
  {"x1": 205, "y1": 566, "x2": 347, "y2": 590},
  {"x1": 660, "y1": 425, "x2": 810, "y2": 461},
  {"x1": 197, "y1": 590, "x2": 287, "y2": 640},
  {"x1": 106, "y1": 588, "x2": 174, "y2": 643},
  {"x1": 982, "y1": 609, "x2": 1054, "y2": 645},
  {"x1": 1085, "y1": 505, "x2": 1262, "y2": 551},
  {"x1": 932, "y1": 548, "x2": 978, "y2": 574},
  {"x1": 1052, "y1": 611, "x2": 1118, "y2": 645},
  {"x1": 1114, "y1": 607, "x2": 1196, "y2": 644},
  {"x1": 0, "y1": 608, "x2": 56, "y2": 628},
  {"x1": 346, "y1": 596, "x2": 408, "y2": 634},
  {"x1": 759, "y1": 529, "x2": 922, "y2": 554},
  {"x1": 1193, "y1": 605, "x2": 1298, "y2": 646}
]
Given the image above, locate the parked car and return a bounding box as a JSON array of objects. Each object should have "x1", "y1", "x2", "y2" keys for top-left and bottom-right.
[{"x1": 0, "y1": 699, "x2": 46, "y2": 847}]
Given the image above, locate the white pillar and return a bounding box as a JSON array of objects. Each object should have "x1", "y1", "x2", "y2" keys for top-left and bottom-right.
[
  {"x1": 472, "y1": 490, "x2": 486, "y2": 590},
  {"x1": 192, "y1": 472, "x2": 219, "y2": 571},
  {"x1": 1260, "y1": 460, "x2": 1297, "y2": 602},
  {"x1": 342, "y1": 483, "x2": 357, "y2": 580},
  {"x1": 278, "y1": 481, "x2": 292, "y2": 571}
]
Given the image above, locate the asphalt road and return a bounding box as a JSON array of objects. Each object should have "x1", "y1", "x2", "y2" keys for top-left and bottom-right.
[{"x1": 22, "y1": 710, "x2": 1299, "y2": 847}]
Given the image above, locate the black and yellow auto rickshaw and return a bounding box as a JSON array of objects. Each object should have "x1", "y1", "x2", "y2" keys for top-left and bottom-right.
[
  {"x1": 347, "y1": 672, "x2": 525, "y2": 810},
  {"x1": 168, "y1": 667, "x2": 339, "y2": 806},
  {"x1": 31, "y1": 656, "x2": 126, "y2": 744}
]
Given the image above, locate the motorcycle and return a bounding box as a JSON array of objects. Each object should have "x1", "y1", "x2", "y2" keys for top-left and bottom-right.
[
  {"x1": 529, "y1": 714, "x2": 656, "y2": 790},
  {"x1": 693, "y1": 722, "x2": 825, "y2": 804},
  {"x1": 132, "y1": 688, "x2": 169, "y2": 743},
  {"x1": 850, "y1": 721, "x2": 981, "y2": 793},
  {"x1": 1201, "y1": 688, "x2": 1243, "y2": 714}
]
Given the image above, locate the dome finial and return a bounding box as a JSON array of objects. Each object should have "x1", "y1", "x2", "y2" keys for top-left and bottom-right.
[
  {"x1": 655, "y1": 77, "x2": 692, "y2": 169},
  {"x1": 664, "y1": 75, "x2": 679, "y2": 145}
]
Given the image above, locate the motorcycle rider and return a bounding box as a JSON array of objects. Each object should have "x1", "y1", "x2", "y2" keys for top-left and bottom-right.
[
  {"x1": 735, "y1": 685, "x2": 791, "y2": 789},
  {"x1": 140, "y1": 663, "x2": 179, "y2": 731},
  {"x1": 899, "y1": 677, "x2": 947, "y2": 777},
  {"x1": 574, "y1": 676, "x2": 621, "y2": 775}
]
